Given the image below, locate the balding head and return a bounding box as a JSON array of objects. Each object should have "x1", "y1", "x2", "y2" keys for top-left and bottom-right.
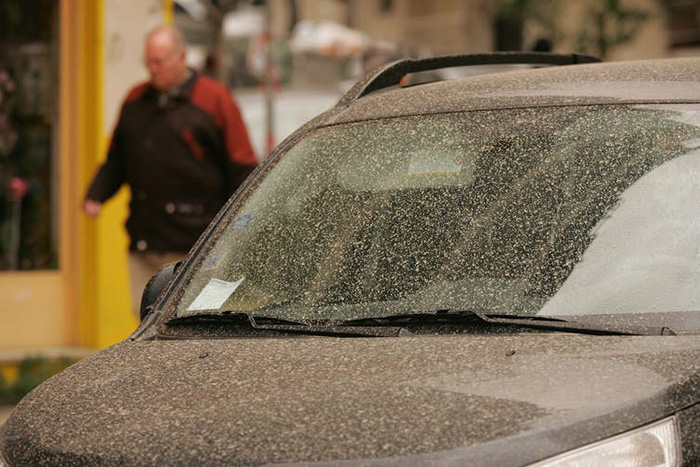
[{"x1": 144, "y1": 26, "x2": 188, "y2": 91}]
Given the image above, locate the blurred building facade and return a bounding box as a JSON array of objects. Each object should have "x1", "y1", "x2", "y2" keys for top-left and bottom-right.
[
  {"x1": 314, "y1": 0, "x2": 698, "y2": 61},
  {"x1": 345, "y1": 0, "x2": 698, "y2": 60},
  {"x1": 2, "y1": 0, "x2": 700, "y2": 380},
  {"x1": 188, "y1": 0, "x2": 699, "y2": 92}
]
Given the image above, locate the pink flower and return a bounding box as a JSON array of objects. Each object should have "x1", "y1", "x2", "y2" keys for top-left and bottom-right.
[{"x1": 9, "y1": 177, "x2": 28, "y2": 200}]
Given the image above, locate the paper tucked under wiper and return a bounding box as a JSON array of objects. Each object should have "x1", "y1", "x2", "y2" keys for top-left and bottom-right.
[{"x1": 186, "y1": 278, "x2": 245, "y2": 311}]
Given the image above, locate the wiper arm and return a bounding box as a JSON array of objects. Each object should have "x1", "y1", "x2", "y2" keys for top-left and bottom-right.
[
  {"x1": 341, "y1": 310, "x2": 676, "y2": 336},
  {"x1": 169, "y1": 311, "x2": 412, "y2": 337}
]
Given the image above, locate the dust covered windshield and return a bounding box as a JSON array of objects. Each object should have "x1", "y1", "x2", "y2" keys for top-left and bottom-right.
[{"x1": 172, "y1": 105, "x2": 700, "y2": 321}]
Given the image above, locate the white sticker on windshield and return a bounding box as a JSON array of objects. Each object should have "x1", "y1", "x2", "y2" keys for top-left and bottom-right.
[{"x1": 187, "y1": 278, "x2": 244, "y2": 311}]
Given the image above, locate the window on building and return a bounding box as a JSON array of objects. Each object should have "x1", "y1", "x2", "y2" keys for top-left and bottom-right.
[
  {"x1": 0, "y1": 0, "x2": 59, "y2": 270},
  {"x1": 379, "y1": 0, "x2": 394, "y2": 14},
  {"x1": 667, "y1": 0, "x2": 700, "y2": 47}
]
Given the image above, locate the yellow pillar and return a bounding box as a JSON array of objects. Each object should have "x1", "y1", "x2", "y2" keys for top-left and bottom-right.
[
  {"x1": 74, "y1": 0, "x2": 105, "y2": 348},
  {"x1": 84, "y1": 0, "x2": 176, "y2": 349}
]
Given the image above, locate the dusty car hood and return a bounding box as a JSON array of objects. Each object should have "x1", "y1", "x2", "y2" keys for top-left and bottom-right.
[{"x1": 2, "y1": 334, "x2": 700, "y2": 466}]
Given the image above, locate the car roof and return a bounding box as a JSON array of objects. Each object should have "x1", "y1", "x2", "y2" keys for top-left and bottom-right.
[{"x1": 326, "y1": 56, "x2": 700, "y2": 124}]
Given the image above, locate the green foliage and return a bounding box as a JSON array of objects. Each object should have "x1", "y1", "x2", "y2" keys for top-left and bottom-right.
[
  {"x1": 493, "y1": 0, "x2": 653, "y2": 58},
  {"x1": 0, "y1": 356, "x2": 77, "y2": 405},
  {"x1": 0, "y1": 1, "x2": 22, "y2": 40},
  {"x1": 0, "y1": 371, "x2": 9, "y2": 403},
  {"x1": 0, "y1": 0, "x2": 57, "y2": 43},
  {"x1": 575, "y1": 0, "x2": 651, "y2": 59}
]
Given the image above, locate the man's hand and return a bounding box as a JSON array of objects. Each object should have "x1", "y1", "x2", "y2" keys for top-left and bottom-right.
[{"x1": 84, "y1": 199, "x2": 102, "y2": 218}]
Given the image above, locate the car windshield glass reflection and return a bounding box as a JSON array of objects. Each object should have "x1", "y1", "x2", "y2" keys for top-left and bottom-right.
[{"x1": 172, "y1": 105, "x2": 700, "y2": 322}]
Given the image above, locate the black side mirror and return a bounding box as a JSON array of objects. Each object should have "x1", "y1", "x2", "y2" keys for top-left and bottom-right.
[{"x1": 139, "y1": 261, "x2": 180, "y2": 321}]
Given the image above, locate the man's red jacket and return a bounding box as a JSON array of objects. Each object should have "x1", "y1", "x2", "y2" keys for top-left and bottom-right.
[{"x1": 86, "y1": 71, "x2": 258, "y2": 253}]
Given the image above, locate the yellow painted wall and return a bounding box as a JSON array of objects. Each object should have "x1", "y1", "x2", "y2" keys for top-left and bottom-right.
[
  {"x1": 89, "y1": 0, "x2": 136, "y2": 347},
  {"x1": 0, "y1": 273, "x2": 67, "y2": 349}
]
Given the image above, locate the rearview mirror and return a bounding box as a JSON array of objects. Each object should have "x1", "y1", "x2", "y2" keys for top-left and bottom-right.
[{"x1": 139, "y1": 261, "x2": 181, "y2": 321}]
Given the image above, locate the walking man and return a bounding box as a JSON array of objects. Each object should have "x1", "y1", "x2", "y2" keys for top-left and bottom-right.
[{"x1": 84, "y1": 25, "x2": 258, "y2": 315}]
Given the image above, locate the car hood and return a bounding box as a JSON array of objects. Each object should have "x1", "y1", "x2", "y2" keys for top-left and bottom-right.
[{"x1": 2, "y1": 334, "x2": 700, "y2": 466}]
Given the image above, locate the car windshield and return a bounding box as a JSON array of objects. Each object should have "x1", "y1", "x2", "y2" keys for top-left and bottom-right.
[{"x1": 171, "y1": 104, "x2": 700, "y2": 322}]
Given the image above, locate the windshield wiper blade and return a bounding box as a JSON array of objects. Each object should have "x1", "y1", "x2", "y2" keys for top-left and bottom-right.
[
  {"x1": 341, "y1": 310, "x2": 676, "y2": 336},
  {"x1": 475, "y1": 312, "x2": 676, "y2": 336},
  {"x1": 170, "y1": 311, "x2": 307, "y2": 326},
  {"x1": 169, "y1": 311, "x2": 412, "y2": 337}
]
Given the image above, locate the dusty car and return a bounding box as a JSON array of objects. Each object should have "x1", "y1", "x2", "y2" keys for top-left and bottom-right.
[{"x1": 4, "y1": 52, "x2": 700, "y2": 466}]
